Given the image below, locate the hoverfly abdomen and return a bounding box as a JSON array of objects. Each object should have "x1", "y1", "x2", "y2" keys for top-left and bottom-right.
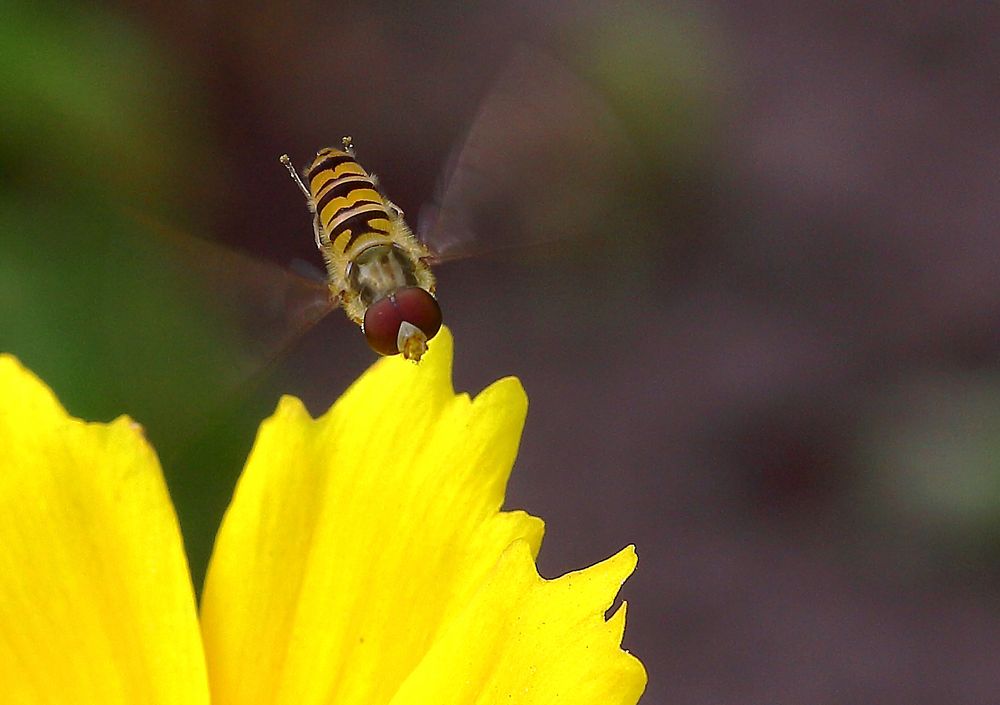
[
  {"x1": 281, "y1": 141, "x2": 439, "y2": 361},
  {"x1": 306, "y1": 147, "x2": 390, "y2": 258}
]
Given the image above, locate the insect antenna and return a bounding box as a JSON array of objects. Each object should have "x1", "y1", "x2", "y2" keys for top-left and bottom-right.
[{"x1": 279, "y1": 154, "x2": 311, "y2": 200}]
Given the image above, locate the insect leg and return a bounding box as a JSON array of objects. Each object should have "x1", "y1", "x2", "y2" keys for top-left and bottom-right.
[
  {"x1": 312, "y1": 213, "x2": 325, "y2": 252},
  {"x1": 386, "y1": 199, "x2": 404, "y2": 219}
]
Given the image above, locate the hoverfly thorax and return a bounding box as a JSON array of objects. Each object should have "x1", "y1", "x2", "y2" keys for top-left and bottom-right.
[{"x1": 347, "y1": 244, "x2": 419, "y2": 306}]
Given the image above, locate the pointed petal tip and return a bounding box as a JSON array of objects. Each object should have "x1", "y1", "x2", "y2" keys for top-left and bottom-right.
[
  {"x1": 412, "y1": 323, "x2": 455, "y2": 384},
  {"x1": 479, "y1": 374, "x2": 527, "y2": 408},
  {"x1": 275, "y1": 394, "x2": 310, "y2": 416},
  {"x1": 608, "y1": 544, "x2": 639, "y2": 586},
  {"x1": 0, "y1": 352, "x2": 41, "y2": 389},
  {"x1": 347, "y1": 324, "x2": 457, "y2": 402},
  {"x1": 0, "y1": 352, "x2": 69, "y2": 424},
  {"x1": 347, "y1": 325, "x2": 527, "y2": 417},
  {"x1": 105, "y1": 413, "x2": 152, "y2": 443},
  {"x1": 428, "y1": 323, "x2": 455, "y2": 362},
  {"x1": 622, "y1": 543, "x2": 638, "y2": 566}
]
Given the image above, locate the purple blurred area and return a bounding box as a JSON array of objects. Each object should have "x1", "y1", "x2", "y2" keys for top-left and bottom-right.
[{"x1": 127, "y1": 1, "x2": 1000, "y2": 702}]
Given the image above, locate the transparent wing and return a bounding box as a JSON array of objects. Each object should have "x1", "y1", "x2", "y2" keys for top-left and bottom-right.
[
  {"x1": 133, "y1": 214, "x2": 336, "y2": 368},
  {"x1": 118, "y1": 214, "x2": 339, "y2": 429},
  {"x1": 0, "y1": 204, "x2": 335, "y2": 453},
  {"x1": 418, "y1": 46, "x2": 636, "y2": 263}
]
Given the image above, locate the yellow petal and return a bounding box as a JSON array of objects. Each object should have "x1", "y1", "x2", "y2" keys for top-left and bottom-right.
[
  {"x1": 200, "y1": 327, "x2": 545, "y2": 705},
  {"x1": 0, "y1": 354, "x2": 209, "y2": 705},
  {"x1": 389, "y1": 542, "x2": 647, "y2": 705}
]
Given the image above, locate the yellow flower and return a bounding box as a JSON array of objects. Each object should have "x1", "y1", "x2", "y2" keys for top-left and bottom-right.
[{"x1": 0, "y1": 328, "x2": 646, "y2": 705}]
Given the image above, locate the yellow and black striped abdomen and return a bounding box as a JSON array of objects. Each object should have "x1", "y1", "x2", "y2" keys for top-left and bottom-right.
[{"x1": 307, "y1": 148, "x2": 392, "y2": 258}]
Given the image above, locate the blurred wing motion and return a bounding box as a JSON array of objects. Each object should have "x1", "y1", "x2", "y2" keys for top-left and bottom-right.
[
  {"x1": 419, "y1": 47, "x2": 636, "y2": 263},
  {"x1": 125, "y1": 214, "x2": 335, "y2": 386},
  {"x1": 46, "y1": 209, "x2": 332, "y2": 448}
]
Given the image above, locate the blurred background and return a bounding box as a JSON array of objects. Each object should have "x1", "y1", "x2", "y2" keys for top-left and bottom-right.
[{"x1": 2, "y1": 0, "x2": 999, "y2": 702}]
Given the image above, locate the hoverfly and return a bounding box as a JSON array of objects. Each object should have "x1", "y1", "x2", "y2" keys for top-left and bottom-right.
[
  {"x1": 271, "y1": 47, "x2": 633, "y2": 363},
  {"x1": 280, "y1": 139, "x2": 441, "y2": 361}
]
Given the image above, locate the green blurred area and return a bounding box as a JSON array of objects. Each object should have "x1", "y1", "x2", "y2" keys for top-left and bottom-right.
[
  {"x1": 857, "y1": 373, "x2": 1000, "y2": 561},
  {"x1": 572, "y1": 3, "x2": 722, "y2": 177},
  {"x1": 0, "y1": 0, "x2": 279, "y2": 585},
  {"x1": 0, "y1": 0, "x2": 198, "y2": 210}
]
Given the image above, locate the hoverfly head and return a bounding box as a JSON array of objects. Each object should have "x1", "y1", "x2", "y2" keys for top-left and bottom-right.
[{"x1": 362, "y1": 287, "x2": 442, "y2": 362}]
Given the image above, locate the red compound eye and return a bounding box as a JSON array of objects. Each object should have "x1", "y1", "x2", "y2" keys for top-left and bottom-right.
[{"x1": 363, "y1": 287, "x2": 442, "y2": 357}]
